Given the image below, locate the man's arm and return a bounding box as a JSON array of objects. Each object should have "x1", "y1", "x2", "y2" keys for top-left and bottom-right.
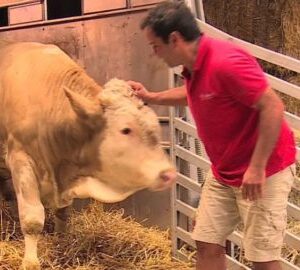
[
  {"x1": 242, "y1": 86, "x2": 284, "y2": 201},
  {"x1": 128, "y1": 81, "x2": 188, "y2": 106}
]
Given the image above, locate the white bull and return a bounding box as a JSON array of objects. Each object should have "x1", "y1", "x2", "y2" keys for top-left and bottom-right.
[{"x1": 0, "y1": 41, "x2": 176, "y2": 270}]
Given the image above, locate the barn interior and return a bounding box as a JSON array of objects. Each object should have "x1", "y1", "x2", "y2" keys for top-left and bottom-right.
[{"x1": 0, "y1": 0, "x2": 299, "y2": 269}]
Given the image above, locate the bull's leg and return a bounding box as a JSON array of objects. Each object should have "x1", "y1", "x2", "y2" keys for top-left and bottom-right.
[
  {"x1": 54, "y1": 206, "x2": 70, "y2": 233},
  {"x1": 7, "y1": 149, "x2": 44, "y2": 270}
]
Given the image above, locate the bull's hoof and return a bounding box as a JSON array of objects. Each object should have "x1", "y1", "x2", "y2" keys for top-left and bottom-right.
[{"x1": 20, "y1": 260, "x2": 41, "y2": 270}]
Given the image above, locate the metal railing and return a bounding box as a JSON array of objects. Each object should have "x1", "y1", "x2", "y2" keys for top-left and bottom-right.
[{"x1": 170, "y1": 7, "x2": 300, "y2": 269}]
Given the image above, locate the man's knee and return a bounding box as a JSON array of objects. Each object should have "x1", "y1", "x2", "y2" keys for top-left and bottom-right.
[{"x1": 196, "y1": 241, "x2": 225, "y2": 258}]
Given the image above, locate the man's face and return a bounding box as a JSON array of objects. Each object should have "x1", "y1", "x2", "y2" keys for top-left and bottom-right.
[{"x1": 145, "y1": 27, "x2": 181, "y2": 68}]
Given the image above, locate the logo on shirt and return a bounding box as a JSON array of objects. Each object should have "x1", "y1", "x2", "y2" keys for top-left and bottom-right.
[{"x1": 199, "y1": 93, "x2": 216, "y2": 100}]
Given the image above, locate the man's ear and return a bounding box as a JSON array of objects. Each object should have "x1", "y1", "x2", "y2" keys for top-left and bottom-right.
[{"x1": 168, "y1": 31, "x2": 181, "y2": 46}]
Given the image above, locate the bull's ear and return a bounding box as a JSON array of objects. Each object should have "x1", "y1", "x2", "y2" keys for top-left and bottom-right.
[{"x1": 63, "y1": 86, "x2": 103, "y2": 129}]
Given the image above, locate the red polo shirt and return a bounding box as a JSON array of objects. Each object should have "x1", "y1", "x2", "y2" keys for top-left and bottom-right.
[{"x1": 183, "y1": 35, "x2": 296, "y2": 187}]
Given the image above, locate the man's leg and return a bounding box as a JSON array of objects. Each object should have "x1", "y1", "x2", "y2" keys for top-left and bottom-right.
[
  {"x1": 236, "y1": 165, "x2": 295, "y2": 270},
  {"x1": 253, "y1": 261, "x2": 282, "y2": 270},
  {"x1": 191, "y1": 171, "x2": 240, "y2": 270},
  {"x1": 196, "y1": 241, "x2": 226, "y2": 270}
]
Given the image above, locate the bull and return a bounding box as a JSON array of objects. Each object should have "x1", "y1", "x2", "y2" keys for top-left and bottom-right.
[{"x1": 0, "y1": 41, "x2": 176, "y2": 270}]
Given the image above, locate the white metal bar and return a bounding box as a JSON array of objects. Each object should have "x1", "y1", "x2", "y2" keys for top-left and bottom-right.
[
  {"x1": 280, "y1": 259, "x2": 300, "y2": 270},
  {"x1": 174, "y1": 117, "x2": 198, "y2": 138},
  {"x1": 158, "y1": 116, "x2": 170, "y2": 122},
  {"x1": 196, "y1": 0, "x2": 205, "y2": 21},
  {"x1": 226, "y1": 255, "x2": 251, "y2": 270},
  {"x1": 224, "y1": 230, "x2": 300, "y2": 270},
  {"x1": 175, "y1": 115, "x2": 300, "y2": 163},
  {"x1": 285, "y1": 112, "x2": 300, "y2": 131},
  {"x1": 175, "y1": 196, "x2": 300, "y2": 250},
  {"x1": 176, "y1": 226, "x2": 196, "y2": 248},
  {"x1": 293, "y1": 177, "x2": 300, "y2": 190},
  {"x1": 228, "y1": 231, "x2": 244, "y2": 247},
  {"x1": 284, "y1": 231, "x2": 300, "y2": 251},
  {"x1": 172, "y1": 17, "x2": 300, "y2": 269},
  {"x1": 177, "y1": 173, "x2": 202, "y2": 193},
  {"x1": 197, "y1": 20, "x2": 300, "y2": 74},
  {"x1": 176, "y1": 247, "x2": 252, "y2": 270},
  {"x1": 175, "y1": 114, "x2": 300, "y2": 190},
  {"x1": 229, "y1": 229, "x2": 300, "y2": 260},
  {"x1": 175, "y1": 199, "x2": 196, "y2": 219},
  {"x1": 287, "y1": 202, "x2": 300, "y2": 220},
  {"x1": 267, "y1": 75, "x2": 300, "y2": 100},
  {"x1": 169, "y1": 66, "x2": 180, "y2": 256},
  {"x1": 174, "y1": 145, "x2": 211, "y2": 170},
  {"x1": 175, "y1": 226, "x2": 300, "y2": 270}
]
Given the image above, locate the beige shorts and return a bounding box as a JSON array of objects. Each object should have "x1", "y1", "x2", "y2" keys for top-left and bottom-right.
[{"x1": 191, "y1": 165, "x2": 295, "y2": 262}]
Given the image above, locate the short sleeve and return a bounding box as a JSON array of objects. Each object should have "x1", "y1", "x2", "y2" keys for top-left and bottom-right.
[{"x1": 217, "y1": 49, "x2": 269, "y2": 107}]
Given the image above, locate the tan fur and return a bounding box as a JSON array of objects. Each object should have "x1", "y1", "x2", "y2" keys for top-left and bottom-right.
[{"x1": 0, "y1": 41, "x2": 175, "y2": 269}]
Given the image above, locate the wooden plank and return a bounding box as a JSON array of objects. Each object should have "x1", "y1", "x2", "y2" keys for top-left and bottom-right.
[
  {"x1": 83, "y1": 0, "x2": 127, "y2": 14},
  {"x1": 197, "y1": 20, "x2": 300, "y2": 74},
  {"x1": 131, "y1": 0, "x2": 165, "y2": 7},
  {"x1": 8, "y1": 2, "x2": 43, "y2": 25},
  {"x1": 0, "y1": 0, "x2": 39, "y2": 8}
]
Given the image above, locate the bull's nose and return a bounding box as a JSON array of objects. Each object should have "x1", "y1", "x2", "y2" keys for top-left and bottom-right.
[{"x1": 159, "y1": 170, "x2": 177, "y2": 185}]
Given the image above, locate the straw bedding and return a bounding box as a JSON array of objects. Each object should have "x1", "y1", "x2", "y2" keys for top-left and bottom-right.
[{"x1": 0, "y1": 201, "x2": 193, "y2": 270}]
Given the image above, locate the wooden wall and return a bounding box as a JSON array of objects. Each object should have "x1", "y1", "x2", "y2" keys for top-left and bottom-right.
[{"x1": 0, "y1": 7, "x2": 172, "y2": 229}]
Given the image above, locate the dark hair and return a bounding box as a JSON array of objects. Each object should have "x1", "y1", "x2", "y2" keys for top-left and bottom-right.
[{"x1": 141, "y1": 1, "x2": 201, "y2": 43}]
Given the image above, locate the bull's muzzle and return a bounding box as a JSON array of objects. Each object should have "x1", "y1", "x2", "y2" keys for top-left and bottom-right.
[{"x1": 152, "y1": 169, "x2": 177, "y2": 191}]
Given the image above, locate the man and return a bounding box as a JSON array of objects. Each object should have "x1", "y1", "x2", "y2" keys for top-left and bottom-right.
[{"x1": 128, "y1": 1, "x2": 296, "y2": 270}]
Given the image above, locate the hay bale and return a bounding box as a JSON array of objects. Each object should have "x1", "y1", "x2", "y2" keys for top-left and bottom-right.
[
  {"x1": 0, "y1": 201, "x2": 193, "y2": 269},
  {"x1": 203, "y1": 0, "x2": 287, "y2": 52},
  {"x1": 203, "y1": 0, "x2": 300, "y2": 79},
  {"x1": 282, "y1": 0, "x2": 300, "y2": 59}
]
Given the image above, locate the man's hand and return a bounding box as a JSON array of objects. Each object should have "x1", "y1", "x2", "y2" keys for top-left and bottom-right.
[
  {"x1": 241, "y1": 167, "x2": 266, "y2": 201},
  {"x1": 127, "y1": 80, "x2": 154, "y2": 102}
]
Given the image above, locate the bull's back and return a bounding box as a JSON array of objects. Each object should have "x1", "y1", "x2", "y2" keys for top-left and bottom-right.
[{"x1": 0, "y1": 42, "x2": 77, "y2": 138}]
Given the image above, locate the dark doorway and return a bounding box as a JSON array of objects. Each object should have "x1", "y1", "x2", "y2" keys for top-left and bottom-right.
[
  {"x1": 47, "y1": 0, "x2": 82, "y2": 20},
  {"x1": 0, "y1": 7, "x2": 8, "y2": 27}
]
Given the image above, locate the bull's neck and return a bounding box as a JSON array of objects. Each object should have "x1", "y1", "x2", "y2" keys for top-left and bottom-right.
[{"x1": 61, "y1": 67, "x2": 102, "y2": 97}]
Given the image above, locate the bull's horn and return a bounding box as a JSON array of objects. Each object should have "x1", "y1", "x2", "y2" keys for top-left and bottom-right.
[{"x1": 63, "y1": 86, "x2": 103, "y2": 129}]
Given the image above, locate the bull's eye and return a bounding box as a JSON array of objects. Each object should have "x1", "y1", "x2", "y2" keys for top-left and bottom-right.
[{"x1": 121, "y1": 128, "x2": 131, "y2": 135}]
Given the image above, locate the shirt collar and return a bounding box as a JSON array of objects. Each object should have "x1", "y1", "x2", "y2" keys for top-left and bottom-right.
[{"x1": 181, "y1": 34, "x2": 209, "y2": 79}]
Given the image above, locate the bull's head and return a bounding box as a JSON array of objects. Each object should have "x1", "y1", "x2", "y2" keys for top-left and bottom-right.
[{"x1": 63, "y1": 79, "x2": 176, "y2": 203}]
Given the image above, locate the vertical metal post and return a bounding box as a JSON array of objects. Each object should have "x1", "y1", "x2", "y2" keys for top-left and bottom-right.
[{"x1": 169, "y1": 69, "x2": 178, "y2": 256}]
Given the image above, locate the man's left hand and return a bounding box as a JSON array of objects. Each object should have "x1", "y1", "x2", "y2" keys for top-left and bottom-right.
[{"x1": 241, "y1": 168, "x2": 266, "y2": 201}]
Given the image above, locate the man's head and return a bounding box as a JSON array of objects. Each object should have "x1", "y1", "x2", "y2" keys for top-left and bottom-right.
[{"x1": 141, "y1": 1, "x2": 201, "y2": 67}]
